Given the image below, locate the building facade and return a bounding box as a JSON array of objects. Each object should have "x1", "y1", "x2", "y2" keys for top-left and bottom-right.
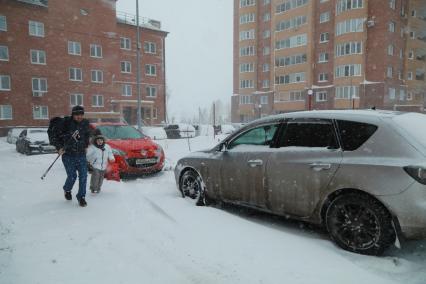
[
  {"x1": 0, "y1": 0, "x2": 168, "y2": 134},
  {"x1": 233, "y1": 0, "x2": 426, "y2": 122}
]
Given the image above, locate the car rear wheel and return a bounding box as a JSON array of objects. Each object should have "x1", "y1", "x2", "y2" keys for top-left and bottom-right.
[
  {"x1": 325, "y1": 193, "x2": 395, "y2": 255},
  {"x1": 179, "y1": 170, "x2": 208, "y2": 206}
]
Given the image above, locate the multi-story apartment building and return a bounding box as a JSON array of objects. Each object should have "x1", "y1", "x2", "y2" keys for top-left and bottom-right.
[
  {"x1": 0, "y1": 0, "x2": 168, "y2": 135},
  {"x1": 232, "y1": 0, "x2": 426, "y2": 122}
]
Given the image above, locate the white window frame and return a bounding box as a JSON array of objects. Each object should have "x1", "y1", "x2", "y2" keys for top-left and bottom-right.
[
  {"x1": 30, "y1": 49, "x2": 46, "y2": 65},
  {"x1": 239, "y1": 95, "x2": 253, "y2": 104},
  {"x1": 0, "y1": 75, "x2": 11, "y2": 91},
  {"x1": 320, "y1": 32, "x2": 329, "y2": 43},
  {"x1": 407, "y1": 71, "x2": 413, "y2": 80},
  {"x1": 389, "y1": 0, "x2": 395, "y2": 9},
  {"x1": 122, "y1": 84, "x2": 132, "y2": 96},
  {"x1": 260, "y1": 96, "x2": 268, "y2": 104},
  {"x1": 145, "y1": 64, "x2": 157, "y2": 76},
  {"x1": 0, "y1": 105, "x2": 12, "y2": 120},
  {"x1": 146, "y1": 86, "x2": 157, "y2": 97},
  {"x1": 318, "y1": 73, "x2": 329, "y2": 82},
  {"x1": 120, "y1": 37, "x2": 131, "y2": 50},
  {"x1": 90, "y1": 44, "x2": 102, "y2": 58},
  {"x1": 144, "y1": 42, "x2": 157, "y2": 54},
  {"x1": 68, "y1": 41, "x2": 81, "y2": 56},
  {"x1": 29, "y1": 20, "x2": 44, "y2": 37},
  {"x1": 69, "y1": 67, "x2": 83, "y2": 81},
  {"x1": 320, "y1": 12, "x2": 330, "y2": 23},
  {"x1": 32, "y1": 77, "x2": 48, "y2": 96},
  {"x1": 0, "y1": 45, "x2": 9, "y2": 61},
  {"x1": 121, "y1": 61, "x2": 131, "y2": 73},
  {"x1": 262, "y1": 80, "x2": 270, "y2": 88},
  {"x1": 389, "y1": 88, "x2": 396, "y2": 100},
  {"x1": 70, "y1": 94, "x2": 84, "y2": 107},
  {"x1": 32, "y1": 105, "x2": 49, "y2": 120},
  {"x1": 318, "y1": 52, "x2": 329, "y2": 63},
  {"x1": 92, "y1": 95, "x2": 104, "y2": 107},
  {"x1": 389, "y1": 21, "x2": 396, "y2": 33},
  {"x1": 387, "y1": 66, "x2": 393, "y2": 78},
  {"x1": 388, "y1": 44, "x2": 394, "y2": 56},
  {"x1": 316, "y1": 91, "x2": 328, "y2": 102},
  {"x1": 91, "y1": 70, "x2": 103, "y2": 83},
  {"x1": 0, "y1": 15, "x2": 7, "y2": 32}
]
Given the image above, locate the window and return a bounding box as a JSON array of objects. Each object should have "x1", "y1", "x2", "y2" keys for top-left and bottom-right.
[
  {"x1": 32, "y1": 78, "x2": 47, "y2": 96},
  {"x1": 407, "y1": 71, "x2": 413, "y2": 80},
  {"x1": 262, "y1": 80, "x2": 270, "y2": 88},
  {"x1": 144, "y1": 42, "x2": 156, "y2": 54},
  {"x1": 239, "y1": 95, "x2": 253, "y2": 104},
  {"x1": 335, "y1": 42, "x2": 362, "y2": 57},
  {"x1": 387, "y1": 66, "x2": 393, "y2": 78},
  {"x1": 260, "y1": 96, "x2": 268, "y2": 104},
  {"x1": 336, "y1": 0, "x2": 364, "y2": 14},
  {"x1": 0, "y1": 105, "x2": 12, "y2": 120},
  {"x1": 240, "y1": 80, "x2": 254, "y2": 89},
  {"x1": 389, "y1": 0, "x2": 395, "y2": 9},
  {"x1": 230, "y1": 124, "x2": 278, "y2": 149},
  {"x1": 240, "y1": 46, "x2": 256, "y2": 56},
  {"x1": 263, "y1": 30, "x2": 271, "y2": 38},
  {"x1": 145, "y1": 64, "x2": 157, "y2": 76},
  {"x1": 412, "y1": 10, "x2": 416, "y2": 17},
  {"x1": 240, "y1": 29, "x2": 256, "y2": 41},
  {"x1": 336, "y1": 18, "x2": 364, "y2": 36},
  {"x1": 122, "y1": 84, "x2": 132, "y2": 96},
  {"x1": 389, "y1": 21, "x2": 396, "y2": 32},
  {"x1": 318, "y1": 73, "x2": 329, "y2": 82},
  {"x1": 279, "y1": 121, "x2": 338, "y2": 148},
  {"x1": 389, "y1": 87, "x2": 396, "y2": 99},
  {"x1": 276, "y1": 15, "x2": 307, "y2": 32},
  {"x1": 69, "y1": 67, "x2": 82, "y2": 81},
  {"x1": 320, "y1": 12, "x2": 330, "y2": 23},
  {"x1": 316, "y1": 91, "x2": 328, "y2": 102},
  {"x1": 146, "y1": 86, "x2": 157, "y2": 97},
  {"x1": 400, "y1": 89, "x2": 406, "y2": 100},
  {"x1": 263, "y1": 0, "x2": 270, "y2": 4},
  {"x1": 263, "y1": 63, "x2": 270, "y2": 72},
  {"x1": 410, "y1": 31, "x2": 415, "y2": 39},
  {"x1": 240, "y1": 13, "x2": 256, "y2": 24},
  {"x1": 407, "y1": 92, "x2": 413, "y2": 101},
  {"x1": 275, "y1": 73, "x2": 306, "y2": 85},
  {"x1": 120, "y1": 37, "x2": 131, "y2": 50},
  {"x1": 263, "y1": 46, "x2": 270, "y2": 55},
  {"x1": 408, "y1": 50, "x2": 414, "y2": 59},
  {"x1": 337, "y1": 120, "x2": 377, "y2": 151},
  {"x1": 92, "y1": 95, "x2": 104, "y2": 107},
  {"x1": 335, "y1": 86, "x2": 359, "y2": 99},
  {"x1": 91, "y1": 70, "x2": 103, "y2": 83},
  {"x1": 33, "y1": 106, "x2": 48, "y2": 120},
  {"x1": 416, "y1": 69, "x2": 425, "y2": 80},
  {"x1": 275, "y1": 91, "x2": 304, "y2": 102},
  {"x1": 29, "y1": 21, "x2": 44, "y2": 37},
  {"x1": 70, "y1": 94, "x2": 84, "y2": 106},
  {"x1": 90, "y1": 44, "x2": 102, "y2": 58},
  {"x1": 320, "y1": 0, "x2": 329, "y2": 3},
  {"x1": 0, "y1": 45, "x2": 8, "y2": 61},
  {"x1": 0, "y1": 15, "x2": 6, "y2": 31},
  {"x1": 275, "y1": 53, "x2": 307, "y2": 67},
  {"x1": 240, "y1": 63, "x2": 254, "y2": 73},
  {"x1": 121, "y1": 61, "x2": 131, "y2": 73},
  {"x1": 398, "y1": 70, "x2": 402, "y2": 80},
  {"x1": 263, "y1": 13, "x2": 271, "y2": 22},
  {"x1": 318, "y1": 52, "x2": 329, "y2": 63},
  {"x1": 320, "y1": 32, "x2": 329, "y2": 43},
  {"x1": 240, "y1": 0, "x2": 256, "y2": 8},
  {"x1": 335, "y1": 64, "x2": 362, "y2": 78},
  {"x1": 68, "y1": 41, "x2": 81, "y2": 55},
  {"x1": 275, "y1": 33, "x2": 307, "y2": 50},
  {"x1": 276, "y1": 0, "x2": 308, "y2": 14},
  {"x1": 0, "y1": 75, "x2": 10, "y2": 90},
  {"x1": 388, "y1": 44, "x2": 394, "y2": 55},
  {"x1": 30, "y1": 49, "x2": 46, "y2": 64}
]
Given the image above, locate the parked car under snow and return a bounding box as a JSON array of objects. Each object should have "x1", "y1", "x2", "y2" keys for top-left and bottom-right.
[
  {"x1": 142, "y1": 126, "x2": 168, "y2": 140},
  {"x1": 7, "y1": 128, "x2": 24, "y2": 144},
  {"x1": 15, "y1": 128, "x2": 56, "y2": 155},
  {"x1": 175, "y1": 110, "x2": 426, "y2": 256}
]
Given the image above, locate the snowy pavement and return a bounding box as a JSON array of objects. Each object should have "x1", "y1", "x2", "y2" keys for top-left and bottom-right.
[{"x1": 0, "y1": 136, "x2": 426, "y2": 284}]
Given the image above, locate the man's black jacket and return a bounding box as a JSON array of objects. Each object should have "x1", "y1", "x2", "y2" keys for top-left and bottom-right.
[{"x1": 56, "y1": 117, "x2": 90, "y2": 155}]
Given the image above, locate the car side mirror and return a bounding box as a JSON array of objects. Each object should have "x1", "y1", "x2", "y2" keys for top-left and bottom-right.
[{"x1": 216, "y1": 142, "x2": 228, "y2": 152}]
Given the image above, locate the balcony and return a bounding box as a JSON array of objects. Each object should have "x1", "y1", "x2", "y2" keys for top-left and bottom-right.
[
  {"x1": 116, "y1": 11, "x2": 162, "y2": 31},
  {"x1": 16, "y1": 0, "x2": 48, "y2": 7}
]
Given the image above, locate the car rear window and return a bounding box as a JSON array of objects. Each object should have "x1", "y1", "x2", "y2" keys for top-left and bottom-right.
[{"x1": 337, "y1": 120, "x2": 378, "y2": 151}]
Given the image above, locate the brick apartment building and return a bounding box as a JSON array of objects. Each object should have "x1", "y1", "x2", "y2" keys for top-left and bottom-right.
[
  {"x1": 0, "y1": 0, "x2": 168, "y2": 135},
  {"x1": 232, "y1": 0, "x2": 426, "y2": 122}
]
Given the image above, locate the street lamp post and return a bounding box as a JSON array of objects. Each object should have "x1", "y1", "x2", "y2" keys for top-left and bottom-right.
[
  {"x1": 258, "y1": 104, "x2": 262, "y2": 118},
  {"x1": 136, "y1": 0, "x2": 142, "y2": 131},
  {"x1": 307, "y1": 89, "x2": 313, "y2": 110}
]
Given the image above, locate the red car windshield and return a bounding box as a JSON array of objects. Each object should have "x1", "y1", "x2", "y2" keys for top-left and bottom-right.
[{"x1": 97, "y1": 125, "x2": 146, "y2": 140}]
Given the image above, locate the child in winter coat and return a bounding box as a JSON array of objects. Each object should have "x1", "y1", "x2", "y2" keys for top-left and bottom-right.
[{"x1": 86, "y1": 134, "x2": 115, "y2": 193}]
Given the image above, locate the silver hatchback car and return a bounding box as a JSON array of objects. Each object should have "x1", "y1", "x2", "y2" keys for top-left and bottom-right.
[{"x1": 175, "y1": 110, "x2": 426, "y2": 255}]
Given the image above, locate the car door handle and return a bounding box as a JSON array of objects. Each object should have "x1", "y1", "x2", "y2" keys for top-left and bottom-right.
[
  {"x1": 248, "y1": 159, "x2": 263, "y2": 167},
  {"x1": 309, "y1": 163, "x2": 331, "y2": 171}
]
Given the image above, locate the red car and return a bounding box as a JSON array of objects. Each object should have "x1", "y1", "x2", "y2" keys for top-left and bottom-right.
[{"x1": 90, "y1": 123, "x2": 165, "y2": 178}]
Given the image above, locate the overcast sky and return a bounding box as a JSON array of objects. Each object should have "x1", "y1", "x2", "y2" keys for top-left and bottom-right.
[{"x1": 116, "y1": 0, "x2": 233, "y2": 121}]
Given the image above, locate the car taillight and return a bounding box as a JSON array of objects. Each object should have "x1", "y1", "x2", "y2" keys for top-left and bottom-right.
[{"x1": 404, "y1": 166, "x2": 426, "y2": 185}]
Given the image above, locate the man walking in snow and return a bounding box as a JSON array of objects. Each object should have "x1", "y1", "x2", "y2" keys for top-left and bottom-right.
[{"x1": 54, "y1": 105, "x2": 90, "y2": 207}]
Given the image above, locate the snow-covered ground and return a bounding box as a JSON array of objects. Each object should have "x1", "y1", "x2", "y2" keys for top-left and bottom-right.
[{"x1": 0, "y1": 136, "x2": 426, "y2": 284}]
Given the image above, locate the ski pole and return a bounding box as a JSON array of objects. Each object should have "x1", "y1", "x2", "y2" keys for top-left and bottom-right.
[{"x1": 40, "y1": 154, "x2": 61, "y2": 180}]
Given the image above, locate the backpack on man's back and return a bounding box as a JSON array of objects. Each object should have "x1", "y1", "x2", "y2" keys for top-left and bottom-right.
[{"x1": 47, "y1": 117, "x2": 64, "y2": 149}]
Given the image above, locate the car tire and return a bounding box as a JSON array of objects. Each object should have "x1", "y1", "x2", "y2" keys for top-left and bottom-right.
[
  {"x1": 179, "y1": 170, "x2": 210, "y2": 206},
  {"x1": 325, "y1": 193, "x2": 395, "y2": 256},
  {"x1": 24, "y1": 144, "x2": 32, "y2": 156}
]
